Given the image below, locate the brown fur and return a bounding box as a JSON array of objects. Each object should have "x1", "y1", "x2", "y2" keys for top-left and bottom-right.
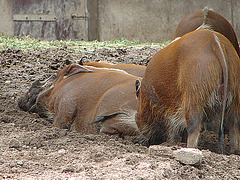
[
  {"x1": 136, "y1": 29, "x2": 240, "y2": 154},
  {"x1": 173, "y1": 8, "x2": 240, "y2": 57},
  {"x1": 81, "y1": 61, "x2": 146, "y2": 77},
  {"x1": 37, "y1": 64, "x2": 140, "y2": 135}
]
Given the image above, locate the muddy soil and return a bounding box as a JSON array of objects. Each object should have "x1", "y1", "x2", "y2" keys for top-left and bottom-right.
[{"x1": 1, "y1": 46, "x2": 240, "y2": 179}]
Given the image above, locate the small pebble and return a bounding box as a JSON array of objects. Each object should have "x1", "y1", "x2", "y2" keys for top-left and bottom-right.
[
  {"x1": 148, "y1": 145, "x2": 173, "y2": 158},
  {"x1": 58, "y1": 149, "x2": 66, "y2": 154},
  {"x1": 9, "y1": 139, "x2": 21, "y2": 149}
]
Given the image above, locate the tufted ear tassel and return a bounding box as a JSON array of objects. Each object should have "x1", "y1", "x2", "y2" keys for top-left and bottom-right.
[
  {"x1": 135, "y1": 79, "x2": 141, "y2": 97},
  {"x1": 64, "y1": 64, "x2": 93, "y2": 78},
  {"x1": 55, "y1": 64, "x2": 93, "y2": 84}
]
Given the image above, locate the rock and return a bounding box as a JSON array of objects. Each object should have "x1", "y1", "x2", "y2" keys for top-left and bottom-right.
[
  {"x1": 148, "y1": 145, "x2": 173, "y2": 158},
  {"x1": 1, "y1": 115, "x2": 11, "y2": 123},
  {"x1": 58, "y1": 149, "x2": 66, "y2": 154},
  {"x1": 62, "y1": 167, "x2": 74, "y2": 173},
  {"x1": 22, "y1": 63, "x2": 33, "y2": 68},
  {"x1": 9, "y1": 139, "x2": 21, "y2": 149},
  {"x1": 59, "y1": 129, "x2": 67, "y2": 137},
  {"x1": 172, "y1": 148, "x2": 203, "y2": 165},
  {"x1": 17, "y1": 161, "x2": 24, "y2": 166}
]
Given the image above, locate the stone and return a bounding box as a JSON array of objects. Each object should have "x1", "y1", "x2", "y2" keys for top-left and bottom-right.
[
  {"x1": 148, "y1": 145, "x2": 173, "y2": 158},
  {"x1": 9, "y1": 139, "x2": 21, "y2": 149},
  {"x1": 172, "y1": 148, "x2": 203, "y2": 165},
  {"x1": 58, "y1": 149, "x2": 66, "y2": 154}
]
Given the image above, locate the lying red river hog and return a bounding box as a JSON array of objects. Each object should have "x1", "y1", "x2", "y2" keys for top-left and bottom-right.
[
  {"x1": 79, "y1": 60, "x2": 146, "y2": 77},
  {"x1": 173, "y1": 8, "x2": 240, "y2": 57},
  {"x1": 135, "y1": 29, "x2": 240, "y2": 154},
  {"x1": 23, "y1": 64, "x2": 141, "y2": 136}
]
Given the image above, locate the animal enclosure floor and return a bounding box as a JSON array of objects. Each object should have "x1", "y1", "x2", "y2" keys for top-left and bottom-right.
[{"x1": 1, "y1": 47, "x2": 240, "y2": 179}]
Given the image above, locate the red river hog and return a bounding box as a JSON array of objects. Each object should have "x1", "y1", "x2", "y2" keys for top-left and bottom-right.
[
  {"x1": 173, "y1": 8, "x2": 240, "y2": 57},
  {"x1": 29, "y1": 64, "x2": 140, "y2": 136},
  {"x1": 136, "y1": 29, "x2": 240, "y2": 154}
]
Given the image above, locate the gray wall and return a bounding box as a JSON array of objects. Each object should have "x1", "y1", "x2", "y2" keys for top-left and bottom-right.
[
  {"x1": 0, "y1": 0, "x2": 239, "y2": 42},
  {"x1": 0, "y1": 0, "x2": 14, "y2": 36},
  {"x1": 232, "y1": 0, "x2": 240, "y2": 41},
  {"x1": 98, "y1": 0, "x2": 237, "y2": 42},
  {"x1": 88, "y1": 0, "x2": 99, "y2": 41}
]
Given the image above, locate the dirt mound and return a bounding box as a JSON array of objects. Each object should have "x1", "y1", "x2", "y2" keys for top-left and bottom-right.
[{"x1": 1, "y1": 47, "x2": 240, "y2": 179}]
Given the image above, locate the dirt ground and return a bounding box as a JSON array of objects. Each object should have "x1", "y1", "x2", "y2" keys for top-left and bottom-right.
[{"x1": 1, "y1": 46, "x2": 240, "y2": 179}]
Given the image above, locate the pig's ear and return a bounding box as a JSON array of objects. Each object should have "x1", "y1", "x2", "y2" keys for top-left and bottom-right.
[
  {"x1": 78, "y1": 58, "x2": 84, "y2": 65},
  {"x1": 65, "y1": 64, "x2": 93, "y2": 78},
  {"x1": 135, "y1": 79, "x2": 141, "y2": 97}
]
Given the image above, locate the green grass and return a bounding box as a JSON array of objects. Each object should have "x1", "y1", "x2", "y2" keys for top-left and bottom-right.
[{"x1": 0, "y1": 34, "x2": 170, "y2": 52}]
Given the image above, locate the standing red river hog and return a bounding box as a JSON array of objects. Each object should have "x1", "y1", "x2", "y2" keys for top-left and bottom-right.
[
  {"x1": 135, "y1": 29, "x2": 240, "y2": 154},
  {"x1": 173, "y1": 8, "x2": 240, "y2": 57},
  {"x1": 35, "y1": 64, "x2": 141, "y2": 136}
]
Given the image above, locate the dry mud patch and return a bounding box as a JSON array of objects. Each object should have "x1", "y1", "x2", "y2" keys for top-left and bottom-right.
[{"x1": 1, "y1": 47, "x2": 240, "y2": 179}]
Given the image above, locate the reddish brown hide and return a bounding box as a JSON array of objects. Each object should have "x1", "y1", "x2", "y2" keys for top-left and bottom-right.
[
  {"x1": 136, "y1": 29, "x2": 240, "y2": 154},
  {"x1": 43, "y1": 64, "x2": 140, "y2": 135},
  {"x1": 80, "y1": 61, "x2": 146, "y2": 77},
  {"x1": 173, "y1": 8, "x2": 240, "y2": 57}
]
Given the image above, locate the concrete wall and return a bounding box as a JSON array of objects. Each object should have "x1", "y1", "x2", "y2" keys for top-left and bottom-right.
[
  {"x1": 98, "y1": 0, "x2": 237, "y2": 42},
  {"x1": 232, "y1": 0, "x2": 240, "y2": 41},
  {"x1": 0, "y1": 0, "x2": 239, "y2": 42},
  {"x1": 0, "y1": 0, "x2": 14, "y2": 36},
  {"x1": 88, "y1": 0, "x2": 99, "y2": 41}
]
